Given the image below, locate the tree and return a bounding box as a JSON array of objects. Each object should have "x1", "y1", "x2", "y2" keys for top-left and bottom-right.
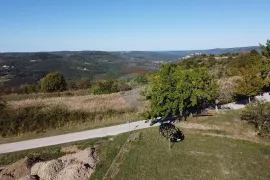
[
  {"x1": 260, "y1": 40, "x2": 270, "y2": 86},
  {"x1": 235, "y1": 67, "x2": 264, "y2": 102},
  {"x1": 149, "y1": 65, "x2": 218, "y2": 119},
  {"x1": 241, "y1": 101, "x2": 270, "y2": 137},
  {"x1": 41, "y1": 72, "x2": 67, "y2": 92},
  {"x1": 250, "y1": 49, "x2": 260, "y2": 56},
  {"x1": 260, "y1": 39, "x2": 270, "y2": 58},
  {"x1": 218, "y1": 77, "x2": 239, "y2": 104}
]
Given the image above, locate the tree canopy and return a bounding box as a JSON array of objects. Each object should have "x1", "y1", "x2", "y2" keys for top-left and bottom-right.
[
  {"x1": 260, "y1": 39, "x2": 270, "y2": 58},
  {"x1": 148, "y1": 64, "x2": 218, "y2": 119},
  {"x1": 41, "y1": 72, "x2": 68, "y2": 92}
]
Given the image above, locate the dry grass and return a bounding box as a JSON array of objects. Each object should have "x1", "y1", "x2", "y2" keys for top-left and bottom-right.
[
  {"x1": 0, "y1": 89, "x2": 147, "y2": 143},
  {"x1": 8, "y1": 88, "x2": 147, "y2": 113},
  {"x1": 186, "y1": 110, "x2": 270, "y2": 145}
]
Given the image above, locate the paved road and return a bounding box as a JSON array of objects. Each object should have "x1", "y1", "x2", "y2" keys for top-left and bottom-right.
[{"x1": 0, "y1": 120, "x2": 158, "y2": 154}]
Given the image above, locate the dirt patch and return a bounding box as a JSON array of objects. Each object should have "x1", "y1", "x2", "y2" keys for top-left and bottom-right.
[
  {"x1": 31, "y1": 148, "x2": 99, "y2": 180},
  {"x1": 1, "y1": 148, "x2": 99, "y2": 180},
  {"x1": 61, "y1": 146, "x2": 80, "y2": 153},
  {"x1": 0, "y1": 157, "x2": 41, "y2": 180},
  {"x1": 94, "y1": 140, "x2": 107, "y2": 148},
  {"x1": 31, "y1": 159, "x2": 64, "y2": 180}
]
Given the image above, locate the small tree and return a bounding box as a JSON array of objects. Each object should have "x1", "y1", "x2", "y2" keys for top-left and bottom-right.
[
  {"x1": 41, "y1": 72, "x2": 67, "y2": 92},
  {"x1": 218, "y1": 77, "x2": 239, "y2": 104},
  {"x1": 260, "y1": 39, "x2": 270, "y2": 58},
  {"x1": 235, "y1": 67, "x2": 264, "y2": 102},
  {"x1": 241, "y1": 101, "x2": 270, "y2": 137},
  {"x1": 20, "y1": 84, "x2": 40, "y2": 94},
  {"x1": 90, "y1": 80, "x2": 119, "y2": 95}
]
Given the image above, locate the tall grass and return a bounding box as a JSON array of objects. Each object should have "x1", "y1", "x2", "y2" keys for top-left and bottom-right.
[
  {"x1": 3, "y1": 90, "x2": 89, "y2": 101},
  {"x1": 8, "y1": 89, "x2": 146, "y2": 113},
  {"x1": 0, "y1": 104, "x2": 135, "y2": 137}
]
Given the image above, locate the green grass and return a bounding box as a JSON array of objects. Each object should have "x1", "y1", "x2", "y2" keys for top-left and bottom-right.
[
  {"x1": 1, "y1": 127, "x2": 270, "y2": 180},
  {"x1": 1, "y1": 111, "x2": 270, "y2": 180},
  {"x1": 189, "y1": 110, "x2": 242, "y2": 125},
  {"x1": 0, "y1": 133, "x2": 129, "y2": 168},
  {"x1": 106, "y1": 128, "x2": 270, "y2": 180}
]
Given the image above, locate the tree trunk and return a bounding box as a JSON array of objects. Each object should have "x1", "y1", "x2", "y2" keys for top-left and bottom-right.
[
  {"x1": 215, "y1": 105, "x2": 219, "y2": 114},
  {"x1": 248, "y1": 96, "x2": 251, "y2": 103}
]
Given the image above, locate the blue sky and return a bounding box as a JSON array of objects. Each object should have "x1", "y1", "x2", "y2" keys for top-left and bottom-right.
[{"x1": 0, "y1": 0, "x2": 269, "y2": 52}]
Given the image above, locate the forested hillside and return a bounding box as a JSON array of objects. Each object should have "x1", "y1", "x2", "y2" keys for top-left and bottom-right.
[{"x1": 0, "y1": 46, "x2": 260, "y2": 89}]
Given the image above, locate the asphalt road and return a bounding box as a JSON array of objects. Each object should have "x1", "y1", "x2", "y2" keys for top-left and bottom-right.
[{"x1": 0, "y1": 120, "x2": 158, "y2": 154}]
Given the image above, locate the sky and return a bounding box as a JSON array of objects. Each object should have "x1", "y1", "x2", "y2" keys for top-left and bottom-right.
[{"x1": 0, "y1": 0, "x2": 269, "y2": 52}]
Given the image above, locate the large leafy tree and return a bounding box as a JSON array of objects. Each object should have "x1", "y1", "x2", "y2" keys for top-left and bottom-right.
[
  {"x1": 235, "y1": 67, "x2": 264, "y2": 102},
  {"x1": 260, "y1": 40, "x2": 270, "y2": 90},
  {"x1": 41, "y1": 72, "x2": 68, "y2": 92},
  {"x1": 149, "y1": 65, "x2": 218, "y2": 119}
]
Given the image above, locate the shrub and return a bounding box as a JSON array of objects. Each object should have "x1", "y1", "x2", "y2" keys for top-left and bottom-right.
[
  {"x1": 0, "y1": 97, "x2": 6, "y2": 111},
  {"x1": 76, "y1": 78, "x2": 92, "y2": 90},
  {"x1": 20, "y1": 84, "x2": 40, "y2": 94},
  {"x1": 241, "y1": 101, "x2": 270, "y2": 137},
  {"x1": 41, "y1": 72, "x2": 67, "y2": 93},
  {"x1": 131, "y1": 74, "x2": 149, "y2": 85},
  {"x1": 117, "y1": 81, "x2": 132, "y2": 91},
  {"x1": 90, "y1": 80, "x2": 130, "y2": 95}
]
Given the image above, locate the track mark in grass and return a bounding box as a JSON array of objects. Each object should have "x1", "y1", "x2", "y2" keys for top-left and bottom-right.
[{"x1": 102, "y1": 132, "x2": 141, "y2": 180}]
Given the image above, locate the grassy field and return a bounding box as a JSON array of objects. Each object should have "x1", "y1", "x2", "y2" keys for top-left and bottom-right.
[
  {"x1": 108, "y1": 128, "x2": 270, "y2": 180},
  {"x1": 2, "y1": 90, "x2": 90, "y2": 101},
  {"x1": 0, "y1": 88, "x2": 146, "y2": 144},
  {"x1": 0, "y1": 133, "x2": 129, "y2": 167},
  {"x1": 1, "y1": 111, "x2": 270, "y2": 180}
]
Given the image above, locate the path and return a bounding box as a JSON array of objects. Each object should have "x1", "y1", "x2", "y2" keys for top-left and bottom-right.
[{"x1": 0, "y1": 120, "x2": 158, "y2": 154}]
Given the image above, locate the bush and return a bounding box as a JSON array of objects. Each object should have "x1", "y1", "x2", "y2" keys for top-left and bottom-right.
[
  {"x1": 131, "y1": 74, "x2": 149, "y2": 85},
  {"x1": 117, "y1": 81, "x2": 132, "y2": 91},
  {"x1": 90, "y1": 80, "x2": 131, "y2": 95},
  {"x1": 41, "y1": 72, "x2": 67, "y2": 93},
  {"x1": 0, "y1": 97, "x2": 6, "y2": 111},
  {"x1": 68, "y1": 78, "x2": 92, "y2": 90},
  {"x1": 20, "y1": 84, "x2": 40, "y2": 94},
  {"x1": 241, "y1": 101, "x2": 270, "y2": 137},
  {"x1": 76, "y1": 78, "x2": 92, "y2": 89}
]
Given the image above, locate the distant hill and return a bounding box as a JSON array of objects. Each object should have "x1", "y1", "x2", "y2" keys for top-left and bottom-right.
[
  {"x1": 0, "y1": 46, "x2": 261, "y2": 87},
  {"x1": 114, "y1": 46, "x2": 260, "y2": 61}
]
